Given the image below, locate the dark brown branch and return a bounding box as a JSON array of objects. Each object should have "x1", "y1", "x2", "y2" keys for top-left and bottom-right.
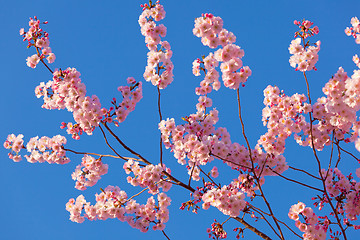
[
  {"x1": 63, "y1": 147, "x2": 136, "y2": 161},
  {"x1": 211, "y1": 153, "x2": 252, "y2": 170},
  {"x1": 302, "y1": 67, "x2": 347, "y2": 239},
  {"x1": 336, "y1": 142, "x2": 359, "y2": 162},
  {"x1": 250, "y1": 207, "x2": 281, "y2": 239},
  {"x1": 288, "y1": 165, "x2": 321, "y2": 180},
  {"x1": 162, "y1": 230, "x2": 171, "y2": 240},
  {"x1": 198, "y1": 166, "x2": 220, "y2": 188},
  {"x1": 233, "y1": 217, "x2": 272, "y2": 240},
  {"x1": 249, "y1": 204, "x2": 302, "y2": 239},
  {"x1": 102, "y1": 122, "x2": 150, "y2": 164},
  {"x1": 188, "y1": 164, "x2": 195, "y2": 186},
  {"x1": 103, "y1": 123, "x2": 196, "y2": 193},
  {"x1": 326, "y1": 132, "x2": 335, "y2": 180},
  {"x1": 35, "y1": 46, "x2": 54, "y2": 74},
  {"x1": 237, "y1": 88, "x2": 285, "y2": 240},
  {"x1": 157, "y1": 86, "x2": 163, "y2": 166},
  {"x1": 268, "y1": 168, "x2": 323, "y2": 192},
  {"x1": 99, "y1": 125, "x2": 130, "y2": 161},
  {"x1": 237, "y1": 89, "x2": 254, "y2": 170}
]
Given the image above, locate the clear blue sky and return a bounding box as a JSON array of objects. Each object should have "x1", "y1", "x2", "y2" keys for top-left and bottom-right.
[{"x1": 1, "y1": 0, "x2": 360, "y2": 239}]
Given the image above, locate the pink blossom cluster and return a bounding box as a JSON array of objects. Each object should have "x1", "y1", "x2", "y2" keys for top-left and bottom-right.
[
  {"x1": 35, "y1": 68, "x2": 104, "y2": 139},
  {"x1": 345, "y1": 17, "x2": 360, "y2": 44},
  {"x1": 160, "y1": 96, "x2": 288, "y2": 181},
  {"x1": 159, "y1": 96, "x2": 218, "y2": 167},
  {"x1": 4, "y1": 134, "x2": 69, "y2": 164},
  {"x1": 319, "y1": 68, "x2": 358, "y2": 133},
  {"x1": 289, "y1": 37, "x2": 320, "y2": 72},
  {"x1": 209, "y1": 166, "x2": 219, "y2": 178},
  {"x1": 20, "y1": 16, "x2": 55, "y2": 68},
  {"x1": 193, "y1": 13, "x2": 234, "y2": 49},
  {"x1": 288, "y1": 202, "x2": 327, "y2": 240},
  {"x1": 259, "y1": 67, "x2": 360, "y2": 153},
  {"x1": 24, "y1": 135, "x2": 69, "y2": 164},
  {"x1": 123, "y1": 160, "x2": 172, "y2": 194},
  {"x1": 192, "y1": 53, "x2": 220, "y2": 95},
  {"x1": 258, "y1": 85, "x2": 312, "y2": 155},
  {"x1": 233, "y1": 174, "x2": 264, "y2": 198},
  {"x1": 71, "y1": 155, "x2": 108, "y2": 190},
  {"x1": 139, "y1": 2, "x2": 174, "y2": 89},
  {"x1": 321, "y1": 168, "x2": 360, "y2": 225},
  {"x1": 311, "y1": 68, "x2": 360, "y2": 150},
  {"x1": 66, "y1": 186, "x2": 171, "y2": 232},
  {"x1": 193, "y1": 14, "x2": 252, "y2": 91},
  {"x1": 159, "y1": 96, "x2": 222, "y2": 181},
  {"x1": 215, "y1": 45, "x2": 251, "y2": 89},
  {"x1": 353, "y1": 54, "x2": 360, "y2": 69},
  {"x1": 104, "y1": 78, "x2": 143, "y2": 125},
  {"x1": 293, "y1": 20, "x2": 319, "y2": 39},
  {"x1": 207, "y1": 219, "x2": 227, "y2": 239},
  {"x1": 201, "y1": 184, "x2": 246, "y2": 217},
  {"x1": 3, "y1": 134, "x2": 24, "y2": 162}
]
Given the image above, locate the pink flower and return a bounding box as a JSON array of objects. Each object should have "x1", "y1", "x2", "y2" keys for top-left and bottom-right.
[
  {"x1": 26, "y1": 54, "x2": 40, "y2": 68},
  {"x1": 210, "y1": 166, "x2": 219, "y2": 178},
  {"x1": 46, "y1": 53, "x2": 56, "y2": 63}
]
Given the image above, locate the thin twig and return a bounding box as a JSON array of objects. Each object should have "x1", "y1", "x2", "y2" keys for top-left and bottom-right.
[
  {"x1": 99, "y1": 125, "x2": 130, "y2": 161},
  {"x1": 35, "y1": 46, "x2": 54, "y2": 74},
  {"x1": 336, "y1": 142, "x2": 359, "y2": 162},
  {"x1": 326, "y1": 132, "x2": 335, "y2": 180},
  {"x1": 249, "y1": 204, "x2": 302, "y2": 239},
  {"x1": 250, "y1": 207, "x2": 282, "y2": 239},
  {"x1": 157, "y1": 86, "x2": 163, "y2": 166},
  {"x1": 288, "y1": 165, "x2": 321, "y2": 180},
  {"x1": 103, "y1": 123, "x2": 196, "y2": 192},
  {"x1": 102, "y1": 122, "x2": 150, "y2": 164},
  {"x1": 188, "y1": 164, "x2": 195, "y2": 186},
  {"x1": 237, "y1": 88, "x2": 285, "y2": 240},
  {"x1": 198, "y1": 166, "x2": 220, "y2": 188},
  {"x1": 126, "y1": 179, "x2": 167, "y2": 203},
  {"x1": 63, "y1": 147, "x2": 137, "y2": 161},
  {"x1": 237, "y1": 89, "x2": 254, "y2": 170},
  {"x1": 211, "y1": 153, "x2": 252, "y2": 170},
  {"x1": 268, "y1": 167, "x2": 323, "y2": 192},
  {"x1": 302, "y1": 67, "x2": 347, "y2": 239},
  {"x1": 335, "y1": 142, "x2": 341, "y2": 168},
  {"x1": 162, "y1": 230, "x2": 171, "y2": 240},
  {"x1": 221, "y1": 217, "x2": 231, "y2": 225},
  {"x1": 232, "y1": 216, "x2": 272, "y2": 240}
]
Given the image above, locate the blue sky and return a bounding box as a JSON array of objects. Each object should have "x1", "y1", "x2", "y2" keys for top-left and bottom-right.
[{"x1": 1, "y1": 0, "x2": 360, "y2": 239}]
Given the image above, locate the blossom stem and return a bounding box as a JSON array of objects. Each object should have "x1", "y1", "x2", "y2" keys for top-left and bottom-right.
[
  {"x1": 236, "y1": 89, "x2": 254, "y2": 169},
  {"x1": 63, "y1": 147, "x2": 136, "y2": 161},
  {"x1": 335, "y1": 142, "x2": 359, "y2": 162},
  {"x1": 198, "y1": 166, "x2": 220, "y2": 188},
  {"x1": 35, "y1": 46, "x2": 53, "y2": 74},
  {"x1": 237, "y1": 88, "x2": 285, "y2": 239},
  {"x1": 157, "y1": 86, "x2": 163, "y2": 166},
  {"x1": 249, "y1": 204, "x2": 303, "y2": 239},
  {"x1": 211, "y1": 153, "x2": 252, "y2": 170},
  {"x1": 162, "y1": 230, "x2": 171, "y2": 240},
  {"x1": 232, "y1": 217, "x2": 272, "y2": 240},
  {"x1": 99, "y1": 125, "x2": 134, "y2": 162},
  {"x1": 102, "y1": 122, "x2": 150, "y2": 164},
  {"x1": 268, "y1": 168, "x2": 323, "y2": 192},
  {"x1": 249, "y1": 208, "x2": 282, "y2": 239},
  {"x1": 188, "y1": 165, "x2": 195, "y2": 186},
  {"x1": 288, "y1": 165, "x2": 321, "y2": 180},
  {"x1": 102, "y1": 122, "x2": 196, "y2": 193},
  {"x1": 302, "y1": 71, "x2": 347, "y2": 239}
]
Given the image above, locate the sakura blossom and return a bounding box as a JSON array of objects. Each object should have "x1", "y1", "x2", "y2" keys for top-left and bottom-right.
[{"x1": 4, "y1": 1, "x2": 360, "y2": 239}]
